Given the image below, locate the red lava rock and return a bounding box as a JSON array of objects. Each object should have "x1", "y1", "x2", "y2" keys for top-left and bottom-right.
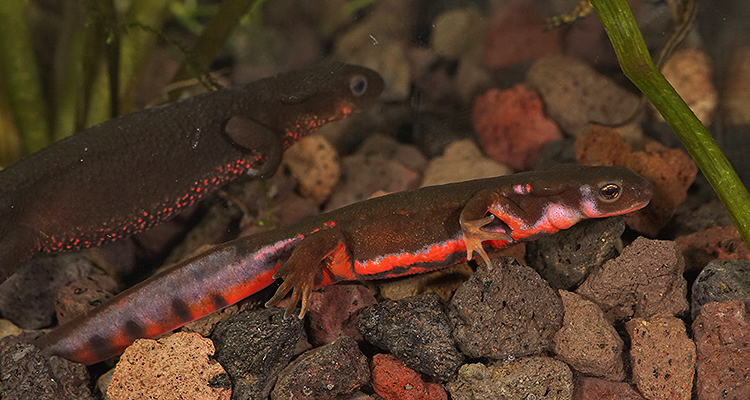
[
  {"x1": 572, "y1": 376, "x2": 646, "y2": 400},
  {"x1": 107, "y1": 332, "x2": 230, "y2": 400},
  {"x1": 450, "y1": 258, "x2": 563, "y2": 359},
  {"x1": 307, "y1": 284, "x2": 377, "y2": 346},
  {"x1": 576, "y1": 237, "x2": 688, "y2": 321},
  {"x1": 371, "y1": 353, "x2": 447, "y2": 400},
  {"x1": 692, "y1": 300, "x2": 750, "y2": 399},
  {"x1": 552, "y1": 290, "x2": 624, "y2": 381},
  {"x1": 525, "y1": 55, "x2": 641, "y2": 135},
  {"x1": 626, "y1": 315, "x2": 696, "y2": 400},
  {"x1": 54, "y1": 274, "x2": 117, "y2": 324},
  {"x1": 675, "y1": 225, "x2": 750, "y2": 273},
  {"x1": 484, "y1": 0, "x2": 562, "y2": 70},
  {"x1": 447, "y1": 357, "x2": 572, "y2": 399},
  {"x1": 272, "y1": 336, "x2": 370, "y2": 399},
  {"x1": 472, "y1": 84, "x2": 562, "y2": 170},
  {"x1": 657, "y1": 48, "x2": 717, "y2": 125},
  {"x1": 575, "y1": 125, "x2": 697, "y2": 235}
]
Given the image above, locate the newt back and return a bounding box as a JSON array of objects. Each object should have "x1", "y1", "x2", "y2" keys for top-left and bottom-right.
[{"x1": 0, "y1": 62, "x2": 384, "y2": 282}]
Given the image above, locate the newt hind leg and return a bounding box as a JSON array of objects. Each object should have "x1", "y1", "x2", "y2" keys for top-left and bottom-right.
[{"x1": 265, "y1": 227, "x2": 351, "y2": 319}]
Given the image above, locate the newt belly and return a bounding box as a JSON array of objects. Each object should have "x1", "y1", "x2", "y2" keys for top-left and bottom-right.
[
  {"x1": 35, "y1": 164, "x2": 653, "y2": 365},
  {"x1": 0, "y1": 62, "x2": 383, "y2": 283}
]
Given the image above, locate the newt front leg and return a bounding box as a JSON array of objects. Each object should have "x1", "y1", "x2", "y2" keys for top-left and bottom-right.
[{"x1": 459, "y1": 190, "x2": 515, "y2": 266}]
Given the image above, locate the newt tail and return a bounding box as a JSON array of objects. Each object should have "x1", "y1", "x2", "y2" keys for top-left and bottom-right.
[{"x1": 35, "y1": 164, "x2": 653, "y2": 365}]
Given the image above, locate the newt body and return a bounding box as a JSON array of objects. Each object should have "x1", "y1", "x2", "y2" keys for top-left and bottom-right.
[
  {"x1": 0, "y1": 63, "x2": 383, "y2": 282},
  {"x1": 36, "y1": 164, "x2": 652, "y2": 365}
]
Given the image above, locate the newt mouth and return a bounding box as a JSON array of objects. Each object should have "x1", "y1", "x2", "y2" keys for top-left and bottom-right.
[{"x1": 481, "y1": 213, "x2": 512, "y2": 236}]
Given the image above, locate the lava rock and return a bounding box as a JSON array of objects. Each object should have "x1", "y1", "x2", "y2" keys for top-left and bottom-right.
[
  {"x1": 421, "y1": 140, "x2": 511, "y2": 187},
  {"x1": 572, "y1": 376, "x2": 646, "y2": 400},
  {"x1": 526, "y1": 55, "x2": 640, "y2": 135},
  {"x1": 307, "y1": 284, "x2": 376, "y2": 347},
  {"x1": 626, "y1": 315, "x2": 696, "y2": 400},
  {"x1": 356, "y1": 292, "x2": 464, "y2": 381},
  {"x1": 106, "y1": 332, "x2": 230, "y2": 400},
  {"x1": 371, "y1": 353, "x2": 447, "y2": 400},
  {"x1": 576, "y1": 237, "x2": 688, "y2": 321},
  {"x1": 0, "y1": 333, "x2": 92, "y2": 400},
  {"x1": 692, "y1": 300, "x2": 750, "y2": 399},
  {"x1": 472, "y1": 84, "x2": 562, "y2": 170},
  {"x1": 211, "y1": 308, "x2": 303, "y2": 400},
  {"x1": 54, "y1": 274, "x2": 117, "y2": 325},
  {"x1": 692, "y1": 260, "x2": 750, "y2": 319},
  {"x1": 271, "y1": 336, "x2": 369, "y2": 399},
  {"x1": 450, "y1": 257, "x2": 563, "y2": 359},
  {"x1": 526, "y1": 217, "x2": 625, "y2": 290},
  {"x1": 484, "y1": 0, "x2": 562, "y2": 70},
  {"x1": 676, "y1": 225, "x2": 750, "y2": 276},
  {"x1": 0, "y1": 253, "x2": 94, "y2": 329},
  {"x1": 552, "y1": 290, "x2": 624, "y2": 380},
  {"x1": 446, "y1": 357, "x2": 572, "y2": 400},
  {"x1": 574, "y1": 125, "x2": 697, "y2": 236}
]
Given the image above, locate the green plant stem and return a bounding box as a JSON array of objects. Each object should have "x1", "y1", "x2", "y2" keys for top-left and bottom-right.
[
  {"x1": 172, "y1": 0, "x2": 261, "y2": 86},
  {"x1": 0, "y1": 0, "x2": 50, "y2": 153},
  {"x1": 118, "y1": 0, "x2": 171, "y2": 114},
  {"x1": 53, "y1": 2, "x2": 89, "y2": 141},
  {"x1": 590, "y1": 0, "x2": 750, "y2": 251},
  {"x1": 0, "y1": 68, "x2": 23, "y2": 167},
  {"x1": 86, "y1": 0, "x2": 170, "y2": 126}
]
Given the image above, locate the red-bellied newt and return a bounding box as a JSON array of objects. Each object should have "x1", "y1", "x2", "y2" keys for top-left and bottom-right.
[
  {"x1": 0, "y1": 62, "x2": 383, "y2": 283},
  {"x1": 35, "y1": 164, "x2": 653, "y2": 365}
]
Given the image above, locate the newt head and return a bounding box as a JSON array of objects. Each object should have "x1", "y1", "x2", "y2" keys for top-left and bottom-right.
[
  {"x1": 498, "y1": 164, "x2": 654, "y2": 239},
  {"x1": 572, "y1": 165, "x2": 653, "y2": 218},
  {"x1": 272, "y1": 62, "x2": 385, "y2": 146}
]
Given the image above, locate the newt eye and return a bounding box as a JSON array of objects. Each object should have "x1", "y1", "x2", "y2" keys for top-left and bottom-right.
[
  {"x1": 599, "y1": 183, "x2": 621, "y2": 201},
  {"x1": 349, "y1": 75, "x2": 368, "y2": 97}
]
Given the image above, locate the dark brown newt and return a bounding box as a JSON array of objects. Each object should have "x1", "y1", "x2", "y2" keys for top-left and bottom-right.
[
  {"x1": 0, "y1": 62, "x2": 384, "y2": 283},
  {"x1": 35, "y1": 164, "x2": 653, "y2": 365}
]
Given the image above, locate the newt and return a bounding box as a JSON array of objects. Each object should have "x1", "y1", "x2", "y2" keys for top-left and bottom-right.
[
  {"x1": 0, "y1": 62, "x2": 384, "y2": 283},
  {"x1": 35, "y1": 164, "x2": 653, "y2": 365}
]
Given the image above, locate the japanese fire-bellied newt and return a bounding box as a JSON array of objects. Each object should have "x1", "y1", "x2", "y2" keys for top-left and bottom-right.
[
  {"x1": 0, "y1": 62, "x2": 384, "y2": 283},
  {"x1": 35, "y1": 164, "x2": 653, "y2": 365}
]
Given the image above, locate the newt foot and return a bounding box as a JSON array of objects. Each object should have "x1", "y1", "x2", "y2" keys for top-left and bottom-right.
[
  {"x1": 460, "y1": 214, "x2": 512, "y2": 268},
  {"x1": 265, "y1": 260, "x2": 314, "y2": 319}
]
